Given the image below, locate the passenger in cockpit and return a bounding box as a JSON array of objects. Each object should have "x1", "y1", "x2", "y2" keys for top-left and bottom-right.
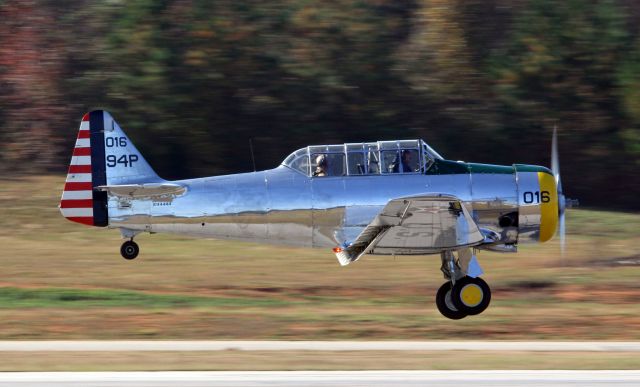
[
  {"x1": 401, "y1": 150, "x2": 416, "y2": 172},
  {"x1": 391, "y1": 150, "x2": 417, "y2": 173},
  {"x1": 313, "y1": 154, "x2": 328, "y2": 177}
]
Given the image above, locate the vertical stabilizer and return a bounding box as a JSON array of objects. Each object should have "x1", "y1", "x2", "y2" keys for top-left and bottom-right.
[
  {"x1": 100, "y1": 111, "x2": 160, "y2": 185},
  {"x1": 60, "y1": 110, "x2": 161, "y2": 227}
]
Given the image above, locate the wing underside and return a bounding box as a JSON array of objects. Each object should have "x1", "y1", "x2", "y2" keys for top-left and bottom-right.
[{"x1": 335, "y1": 194, "x2": 483, "y2": 265}]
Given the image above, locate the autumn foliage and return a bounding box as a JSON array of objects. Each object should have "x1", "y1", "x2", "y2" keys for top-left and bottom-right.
[{"x1": 0, "y1": 0, "x2": 638, "y2": 209}]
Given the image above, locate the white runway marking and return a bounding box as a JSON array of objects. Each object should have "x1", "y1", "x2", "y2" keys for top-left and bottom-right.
[
  {"x1": 1, "y1": 371, "x2": 640, "y2": 386},
  {"x1": 1, "y1": 340, "x2": 640, "y2": 352}
]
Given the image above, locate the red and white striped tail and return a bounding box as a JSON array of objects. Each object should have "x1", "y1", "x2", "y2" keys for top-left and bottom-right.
[
  {"x1": 61, "y1": 110, "x2": 157, "y2": 227},
  {"x1": 60, "y1": 113, "x2": 95, "y2": 226}
]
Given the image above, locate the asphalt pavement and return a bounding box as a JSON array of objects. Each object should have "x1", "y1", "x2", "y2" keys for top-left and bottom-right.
[{"x1": 1, "y1": 371, "x2": 639, "y2": 386}]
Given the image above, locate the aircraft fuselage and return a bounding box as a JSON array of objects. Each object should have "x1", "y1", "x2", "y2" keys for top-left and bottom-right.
[{"x1": 108, "y1": 160, "x2": 554, "y2": 255}]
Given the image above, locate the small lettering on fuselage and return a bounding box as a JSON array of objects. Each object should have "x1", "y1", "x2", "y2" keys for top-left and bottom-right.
[{"x1": 522, "y1": 190, "x2": 550, "y2": 204}]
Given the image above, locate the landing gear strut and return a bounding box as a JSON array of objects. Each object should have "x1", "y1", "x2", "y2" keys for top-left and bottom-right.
[
  {"x1": 120, "y1": 239, "x2": 139, "y2": 260},
  {"x1": 435, "y1": 250, "x2": 491, "y2": 319}
]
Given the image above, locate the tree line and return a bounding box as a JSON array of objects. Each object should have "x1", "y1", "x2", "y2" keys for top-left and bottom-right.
[{"x1": 0, "y1": 0, "x2": 639, "y2": 209}]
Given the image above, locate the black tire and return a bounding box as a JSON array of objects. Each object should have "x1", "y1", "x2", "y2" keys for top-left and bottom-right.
[
  {"x1": 435, "y1": 282, "x2": 467, "y2": 320},
  {"x1": 451, "y1": 276, "x2": 491, "y2": 316},
  {"x1": 120, "y1": 240, "x2": 139, "y2": 260}
]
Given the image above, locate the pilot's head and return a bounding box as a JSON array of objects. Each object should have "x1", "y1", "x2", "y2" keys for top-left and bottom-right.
[{"x1": 315, "y1": 154, "x2": 327, "y2": 169}]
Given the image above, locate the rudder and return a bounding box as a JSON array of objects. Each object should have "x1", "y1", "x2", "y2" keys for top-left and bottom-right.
[{"x1": 60, "y1": 111, "x2": 108, "y2": 226}]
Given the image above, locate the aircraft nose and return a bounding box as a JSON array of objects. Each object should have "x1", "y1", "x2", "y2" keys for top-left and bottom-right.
[
  {"x1": 514, "y1": 165, "x2": 558, "y2": 243},
  {"x1": 536, "y1": 168, "x2": 559, "y2": 242}
]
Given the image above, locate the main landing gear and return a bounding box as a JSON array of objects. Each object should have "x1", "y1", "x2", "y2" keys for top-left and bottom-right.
[
  {"x1": 435, "y1": 250, "x2": 491, "y2": 319},
  {"x1": 120, "y1": 239, "x2": 139, "y2": 260}
]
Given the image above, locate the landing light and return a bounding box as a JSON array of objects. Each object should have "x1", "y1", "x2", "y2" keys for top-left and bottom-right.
[{"x1": 332, "y1": 247, "x2": 343, "y2": 253}]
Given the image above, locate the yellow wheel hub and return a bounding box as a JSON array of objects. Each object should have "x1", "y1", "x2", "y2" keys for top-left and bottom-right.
[{"x1": 460, "y1": 284, "x2": 483, "y2": 307}]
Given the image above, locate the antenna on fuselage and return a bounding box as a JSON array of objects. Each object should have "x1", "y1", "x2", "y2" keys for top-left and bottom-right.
[{"x1": 249, "y1": 138, "x2": 257, "y2": 172}]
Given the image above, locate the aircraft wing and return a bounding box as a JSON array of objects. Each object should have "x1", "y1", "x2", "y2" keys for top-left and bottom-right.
[
  {"x1": 95, "y1": 183, "x2": 187, "y2": 198},
  {"x1": 335, "y1": 194, "x2": 483, "y2": 266}
]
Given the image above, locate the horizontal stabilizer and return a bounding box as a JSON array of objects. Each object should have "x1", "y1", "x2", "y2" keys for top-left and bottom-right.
[{"x1": 95, "y1": 183, "x2": 187, "y2": 198}]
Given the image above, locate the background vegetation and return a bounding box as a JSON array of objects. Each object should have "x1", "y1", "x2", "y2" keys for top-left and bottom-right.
[{"x1": 1, "y1": 0, "x2": 639, "y2": 209}]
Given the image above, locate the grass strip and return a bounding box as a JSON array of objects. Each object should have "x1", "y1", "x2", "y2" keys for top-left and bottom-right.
[{"x1": 0, "y1": 287, "x2": 288, "y2": 309}]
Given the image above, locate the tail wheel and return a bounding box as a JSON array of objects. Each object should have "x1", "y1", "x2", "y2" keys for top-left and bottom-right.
[
  {"x1": 121, "y1": 240, "x2": 139, "y2": 260},
  {"x1": 435, "y1": 282, "x2": 467, "y2": 320},
  {"x1": 451, "y1": 276, "x2": 491, "y2": 316}
]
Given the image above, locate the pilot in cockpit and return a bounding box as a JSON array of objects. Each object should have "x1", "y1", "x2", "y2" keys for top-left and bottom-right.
[{"x1": 313, "y1": 154, "x2": 328, "y2": 177}]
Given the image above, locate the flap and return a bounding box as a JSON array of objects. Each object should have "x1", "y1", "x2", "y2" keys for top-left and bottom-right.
[
  {"x1": 95, "y1": 183, "x2": 187, "y2": 198},
  {"x1": 335, "y1": 194, "x2": 483, "y2": 265}
]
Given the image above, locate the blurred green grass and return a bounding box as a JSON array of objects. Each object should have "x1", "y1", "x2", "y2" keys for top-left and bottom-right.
[
  {"x1": 0, "y1": 287, "x2": 288, "y2": 309},
  {"x1": 568, "y1": 209, "x2": 640, "y2": 239}
]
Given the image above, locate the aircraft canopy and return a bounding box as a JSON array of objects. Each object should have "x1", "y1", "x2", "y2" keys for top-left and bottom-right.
[{"x1": 282, "y1": 139, "x2": 443, "y2": 177}]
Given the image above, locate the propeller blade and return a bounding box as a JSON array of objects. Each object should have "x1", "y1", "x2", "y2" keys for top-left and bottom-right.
[
  {"x1": 552, "y1": 125, "x2": 567, "y2": 258},
  {"x1": 551, "y1": 125, "x2": 563, "y2": 195}
]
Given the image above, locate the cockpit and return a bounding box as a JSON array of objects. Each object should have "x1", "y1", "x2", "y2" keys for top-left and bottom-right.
[{"x1": 282, "y1": 140, "x2": 444, "y2": 177}]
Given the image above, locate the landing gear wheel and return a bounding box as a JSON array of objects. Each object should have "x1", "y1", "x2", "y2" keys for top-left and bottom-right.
[
  {"x1": 435, "y1": 282, "x2": 467, "y2": 320},
  {"x1": 451, "y1": 276, "x2": 491, "y2": 316},
  {"x1": 120, "y1": 240, "x2": 139, "y2": 260}
]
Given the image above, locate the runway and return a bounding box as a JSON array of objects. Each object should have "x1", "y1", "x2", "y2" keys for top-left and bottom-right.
[
  {"x1": 1, "y1": 371, "x2": 640, "y2": 386},
  {"x1": 1, "y1": 340, "x2": 640, "y2": 351}
]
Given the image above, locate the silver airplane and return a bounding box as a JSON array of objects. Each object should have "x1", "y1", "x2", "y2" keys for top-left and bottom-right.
[{"x1": 60, "y1": 110, "x2": 574, "y2": 319}]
